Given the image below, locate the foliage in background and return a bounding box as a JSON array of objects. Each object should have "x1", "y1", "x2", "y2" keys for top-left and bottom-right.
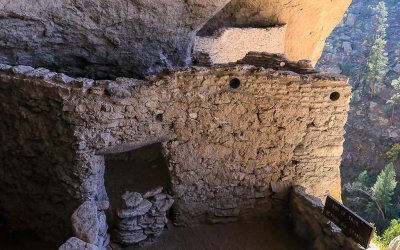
[
  {"x1": 351, "y1": 90, "x2": 362, "y2": 104},
  {"x1": 386, "y1": 144, "x2": 400, "y2": 162},
  {"x1": 344, "y1": 163, "x2": 398, "y2": 232},
  {"x1": 382, "y1": 219, "x2": 400, "y2": 246},
  {"x1": 387, "y1": 77, "x2": 400, "y2": 125},
  {"x1": 366, "y1": 1, "x2": 388, "y2": 98},
  {"x1": 372, "y1": 163, "x2": 397, "y2": 215}
]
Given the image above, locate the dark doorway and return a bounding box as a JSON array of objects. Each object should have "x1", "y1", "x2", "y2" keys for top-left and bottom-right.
[{"x1": 104, "y1": 143, "x2": 170, "y2": 213}]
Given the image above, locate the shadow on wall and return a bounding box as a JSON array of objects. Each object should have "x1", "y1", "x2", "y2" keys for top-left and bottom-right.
[{"x1": 103, "y1": 143, "x2": 171, "y2": 216}]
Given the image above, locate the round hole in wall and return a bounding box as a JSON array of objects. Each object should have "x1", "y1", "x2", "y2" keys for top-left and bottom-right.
[
  {"x1": 192, "y1": 59, "x2": 198, "y2": 65},
  {"x1": 229, "y1": 78, "x2": 241, "y2": 89},
  {"x1": 330, "y1": 91, "x2": 340, "y2": 101}
]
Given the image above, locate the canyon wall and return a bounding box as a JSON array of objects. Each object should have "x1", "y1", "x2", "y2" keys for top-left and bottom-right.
[
  {"x1": 0, "y1": 0, "x2": 350, "y2": 78},
  {"x1": 0, "y1": 53, "x2": 351, "y2": 243}
]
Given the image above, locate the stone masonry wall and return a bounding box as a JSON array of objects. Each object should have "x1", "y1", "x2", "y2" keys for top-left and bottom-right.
[
  {"x1": 290, "y1": 186, "x2": 370, "y2": 250},
  {"x1": 0, "y1": 53, "x2": 351, "y2": 243}
]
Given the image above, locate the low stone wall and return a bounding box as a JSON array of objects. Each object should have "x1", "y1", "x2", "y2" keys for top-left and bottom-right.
[
  {"x1": 290, "y1": 186, "x2": 367, "y2": 250},
  {"x1": 0, "y1": 53, "x2": 351, "y2": 243},
  {"x1": 112, "y1": 187, "x2": 174, "y2": 245}
]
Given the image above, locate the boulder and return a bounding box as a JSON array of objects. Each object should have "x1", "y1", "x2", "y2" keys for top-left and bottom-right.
[
  {"x1": 143, "y1": 186, "x2": 163, "y2": 199},
  {"x1": 343, "y1": 42, "x2": 352, "y2": 53},
  {"x1": 59, "y1": 237, "x2": 98, "y2": 250},
  {"x1": 346, "y1": 13, "x2": 357, "y2": 26},
  {"x1": 121, "y1": 192, "x2": 143, "y2": 209},
  {"x1": 71, "y1": 201, "x2": 99, "y2": 244},
  {"x1": 393, "y1": 63, "x2": 400, "y2": 73},
  {"x1": 117, "y1": 199, "x2": 152, "y2": 218}
]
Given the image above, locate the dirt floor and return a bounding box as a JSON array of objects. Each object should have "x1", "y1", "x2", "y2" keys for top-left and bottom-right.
[
  {"x1": 122, "y1": 219, "x2": 308, "y2": 250},
  {"x1": 0, "y1": 228, "x2": 59, "y2": 250},
  {"x1": 0, "y1": 143, "x2": 308, "y2": 250},
  {"x1": 0, "y1": 218, "x2": 307, "y2": 250}
]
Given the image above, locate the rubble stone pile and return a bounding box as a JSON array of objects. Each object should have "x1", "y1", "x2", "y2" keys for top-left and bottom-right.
[{"x1": 113, "y1": 187, "x2": 174, "y2": 245}]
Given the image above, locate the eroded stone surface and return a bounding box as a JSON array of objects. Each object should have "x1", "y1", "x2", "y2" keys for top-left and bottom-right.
[
  {"x1": 0, "y1": 0, "x2": 231, "y2": 79},
  {"x1": 121, "y1": 192, "x2": 143, "y2": 209},
  {"x1": 0, "y1": 0, "x2": 350, "y2": 78},
  {"x1": 113, "y1": 190, "x2": 174, "y2": 245},
  {"x1": 71, "y1": 201, "x2": 99, "y2": 244},
  {"x1": 199, "y1": 0, "x2": 352, "y2": 65},
  {"x1": 193, "y1": 26, "x2": 286, "y2": 64},
  {"x1": 59, "y1": 237, "x2": 98, "y2": 250},
  {"x1": 290, "y1": 186, "x2": 373, "y2": 250}
]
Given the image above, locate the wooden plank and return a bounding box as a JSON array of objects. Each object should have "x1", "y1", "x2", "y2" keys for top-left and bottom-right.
[{"x1": 323, "y1": 195, "x2": 375, "y2": 248}]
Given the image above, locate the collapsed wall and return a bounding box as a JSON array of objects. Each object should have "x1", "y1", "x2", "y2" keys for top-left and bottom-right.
[{"x1": 0, "y1": 53, "x2": 351, "y2": 243}]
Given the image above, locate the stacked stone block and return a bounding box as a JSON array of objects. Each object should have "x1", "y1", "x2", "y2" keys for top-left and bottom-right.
[
  {"x1": 59, "y1": 201, "x2": 110, "y2": 250},
  {"x1": 113, "y1": 187, "x2": 174, "y2": 245}
]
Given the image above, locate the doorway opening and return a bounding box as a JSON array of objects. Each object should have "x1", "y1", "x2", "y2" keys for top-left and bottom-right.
[{"x1": 104, "y1": 143, "x2": 171, "y2": 215}]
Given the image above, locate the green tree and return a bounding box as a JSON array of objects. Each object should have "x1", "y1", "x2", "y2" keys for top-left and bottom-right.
[
  {"x1": 357, "y1": 170, "x2": 371, "y2": 186},
  {"x1": 365, "y1": 1, "x2": 388, "y2": 98},
  {"x1": 387, "y1": 77, "x2": 400, "y2": 125},
  {"x1": 381, "y1": 219, "x2": 400, "y2": 246},
  {"x1": 387, "y1": 144, "x2": 400, "y2": 162},
  {"x1": 372, "y1": 163, "x2": 397, "y2": 215}
]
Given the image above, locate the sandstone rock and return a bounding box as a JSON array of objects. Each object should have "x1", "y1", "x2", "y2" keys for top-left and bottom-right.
[
  {"x1": 194, "y1": 26, "x2": 286, "y2": 64},
  {"x1": 117, "y1": 199, "x2": 152, "y2": 218},
  {"x1": 121, "y1": 192, "x2": 143, "y2": 209},
  {"x1": 97, "y1": 211, "x2": 108, "y2": 239},
  {"x1": 155, "y1": 198, "x2": 175, "y2": 212},
  {"x1": 59, "y1": 237, "x2": 98, "y2": 250},
  {"x1": 71, "y1": 201, "x2": 99, "y2": 244},
  {"x1": 343, "y1": 42, "x2": 352, "y2": 53},
  {"x1": 346, "y1": 13, "x2": 357, "y2": 27},
  {"x1": 117, "y1": 217, "x2": 136, "y2": 229},
  {"x1": 152, "y1": 193, "x2": 167, "y2": 202},
  {"x1": 95, "y1": 200, "x2": 110, "y2": 211},
  {"x1": 199, "y1": 0, "x2": 351, "y2": 65},
  {"x1": 138, "y1": 214, "x2": 157, "y2": 226},
  {"x1": 105, "y1": 86, "x2": 131, "y2": 99},
  {"x1": 11, "y1": 65, "x2": 34, "y2": 74},
  {"x1": 143, "y1": 187, "x2": 163, "y2": 199}
]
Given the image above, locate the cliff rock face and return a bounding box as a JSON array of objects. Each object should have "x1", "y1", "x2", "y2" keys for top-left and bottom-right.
[
  {"x1": 0, "y1": 0, "x2": 350, "y2": 79},
  {"x1": 194, "y1": 25, "x2": 286, "y2": 64},
  {"x1": 199, "y1": 0, "x2": 352, "y2": 66},
  {"x1": 0, "y1": 0, "x2": 230, "y2": 79},
  {"x1": 317, "y1": 0, "x2": 400, "y2": 182}
]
